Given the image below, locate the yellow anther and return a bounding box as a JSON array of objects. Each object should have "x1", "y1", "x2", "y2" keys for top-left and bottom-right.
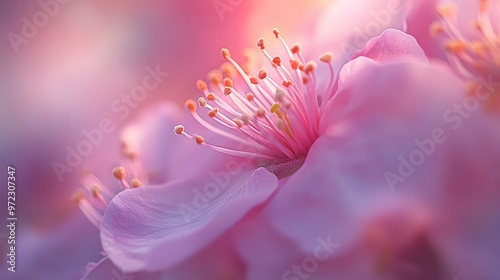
[
  {"x1": 131, "y1": 178, "x2": 143, "y2": 188},
  {"x1": 270, "y1": 103, "x2": 281, "y2": 114}
]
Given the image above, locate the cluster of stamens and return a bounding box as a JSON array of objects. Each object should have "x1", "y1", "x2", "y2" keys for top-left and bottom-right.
[
  {"x1": 174, "y1": 28, "x2": 335, "y2": 162},
  {"x1": 432, "y1": 0, "x2": 500, "y2": 89},
  {"x1": 72, "y1": 152, "x2": 146, "y2": 228}
]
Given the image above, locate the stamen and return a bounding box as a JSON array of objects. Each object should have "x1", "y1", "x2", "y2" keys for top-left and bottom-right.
[
  {"x1": 91, "y1": 185, "x2": 108, "y2": 205},
  {"x1": 131, "y1": 178, "x2": 143, "y2": 188},
  {"x1": 174, "y1": 125, "x2": 184, "y2": 135},
  {"x1": 433, "y1": 0, "x2": 500, "y2": 107},
  {"x1": 112, "y1": 166, "x2": 131, "y2": 189},
  {"x1": 197, "y1": 80, "x2": 208, "y2": 91},
  {"x1": 112, "y1": 166, "x2": 126, "y2": 180},
  {"x1": 208, "y1": 70, "x2": 223, "y2": 84},
  {"x1": 186, "y1": 100, "x2": 197, "y2": 112},
  {"x1": 221, "y1": 48, "x2": 231, "y2": 59},
  {"x1": 319, "y1": 52, "x2": 334, "y2": 63},
  {"x1": 175, "y1": 28, "x2": 335, "y2": 168},
  {"x1": 73, "y1": 192, "x2": 102, "y2": 228},
  {"x1": 76, "y1": 147, "x2": 150, "y2": 228}
]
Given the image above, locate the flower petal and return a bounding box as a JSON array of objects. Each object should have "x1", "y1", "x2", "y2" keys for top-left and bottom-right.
[
  {"x1": 266, "y1": 60, "x2": 500, "y2": 276},
  {"x1": 350, "y1": 28, "x2": 428, "y2": 63},
  {"x1": 337, "y1": 29, "x2": 428, "y2": 89},
  {"x1": 405, "y1": 0, "x2": 446, "y2": 59},
  {"x1": 304, "y1": 0, "x2": 411, "y2": 64},
  {"x1": 100, "y1": 167, "x2": 278, "y2": 272}
]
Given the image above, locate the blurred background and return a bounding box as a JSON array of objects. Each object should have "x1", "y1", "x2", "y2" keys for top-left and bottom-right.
[{"x1": 0, "y1": 0, "x2": 331, "y2": 279}]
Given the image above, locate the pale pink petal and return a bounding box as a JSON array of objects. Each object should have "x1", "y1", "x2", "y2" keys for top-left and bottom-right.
[
  {"x1": 162, "y1": 231, "x2": 246, "y2": 280},
  {"x1": 100, "y1": 167, "x2": 278, "y2": 272},
  {"x1": 303, "y1": 0, "x2": 411, "y2": 64},
  {"x1": 406, "y1": 0, "x2": 446, "y2": 59},
  {"x1": 263, "y1": 60, "x2": 500, "y2": 276},
  {"x1": 338, "y1": 29, "x2": 428, "y2": 87},
  {"x1": 350, "y1": 28, "x2": 428, "y2": 63}
]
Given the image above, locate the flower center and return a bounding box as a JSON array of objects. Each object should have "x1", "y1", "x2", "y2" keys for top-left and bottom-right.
[
  {"x1": 174, "y1": 28, "x2": 335, "y2": 165},
  {"x1": 433, "y1": 0, "x2": 500, "y2": 92}
]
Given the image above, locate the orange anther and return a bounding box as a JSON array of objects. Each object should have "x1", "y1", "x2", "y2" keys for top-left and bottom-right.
[
  {"x1": 112, "y1": 167, "x2": 126, "y2": 180},
  {"x1": 272, "y1": 28, "x2": 280, "y2": 38},
  {"x1": 208, "y1": 108, "x2": 219, "y2": 118},
  {"x1": 185, "y1": 99, "x2": 197, "y2": 112},
  {"x1": 207, "y1": 93, "x2": 216, "y2": 101},
  {"x1": 91, "y1": 186, "x2": 100, "y2": 198},
  {"x1": 250, "y1": 76, "x2": 259, "y2": 84},
  {"x1": 223, "y1": 77, "x2": 233, "y2": 87},
  {"x1": 195, "y1": 135, "x2": 204, "y2": 145},
  {"x1": 304, "y1": 61, "x2": 317, "y2": 74},
  {"x1": 174, "y1": 125, "x2": 184, "y2": 135},
  {"x1": 221, "y1": 48, "x2": 231, "y2": 59},
  {"x1": 207, "y1": 70, "x2": 223, "y2": 84},
  {"x1": 319, "y1": 52, "x2": 334, "y2": 63},
  {"x1": 258, "y1": 69, "x2": 268, "y2": 79},
  {"x1": 430, "y1": 22, "x2": 445, "y2": 36},
  {"x1": 257, "y1": 38, "x2": 265, "y2": 50},
  {"x1": 221, "y1": 62, "x2": 237, "y2": 77},
  {"x1": 273, "y1": 56, "x2": 282, "y2": 66},
  {"x1": 196, "y1": 80, "x2": 208, "y2": 91},
  {"x1": 72, "y1": 191, "x2": 85, "y2": 203}
]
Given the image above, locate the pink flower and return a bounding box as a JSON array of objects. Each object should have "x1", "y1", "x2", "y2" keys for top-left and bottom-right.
[
  {"x1": 4, "y1": 1, "x2": 330, "y2": 278},
  {"x1": 74, "y1": 102, "x2": 216, "y2": 227},
  {"x1": 77, "y1": 102, "x2": 244, "y2": 279},
  {"x1": 90, "y1": 27, "x2": 500, "y2": 280},
  {"x1": 71, "y1": 2, "x2": 500, "y2": 279},
  {"x1": 408, "y1": 0, "x2": 500, "y2": 109}
]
